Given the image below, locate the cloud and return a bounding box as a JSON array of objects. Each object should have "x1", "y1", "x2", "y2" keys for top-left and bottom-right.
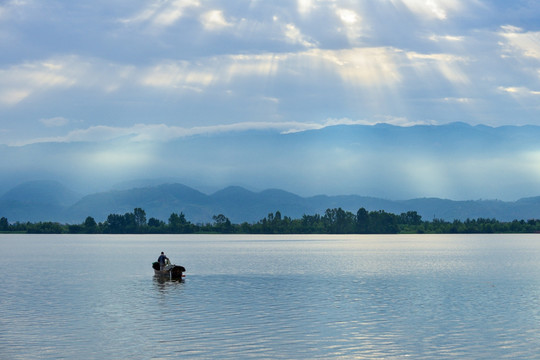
[
  {"x1": 406, "y1": 52, "x2": 470, "y2": 85},
  {"x1": 8, "y1": 122, "x2": 288, "y2": 146},
  {"x1": 0, "y1": 59, "x2": 75, "y2": 105},
  {"x1": 119, "y1": 0, "x2": 201, "y2": 28},
  {"x1": 428, "y1": 34, "x2": 464, "y2": 42},
  {"x1": 442, "y1": 97, "x2": 472, "y2": 104},
  {"x1": 139, "y1": 46, "x2": 403, "y2": 91},
  {"x1": 0, "y1": 44, "x2": 474, "y2": 116},
  {"x1": 386, "y1": 0, "x2": 465, "y2": 20},
  {"x1": 334, "y1": 7, "x2": 364, "y2": 44},
  {"x1": 282, "y1": 116, "x2": 428, "y2": 134},
  {"x1": 3, "y1": 0, "x2": 540, "y2": 142},
  {"x1": 297, "y1": 0, "x2": 314, "y2": 15},
  {"x1": 140, "y1": 61, "x2": 215, "y2": 90},
  {"x1": 312, "y1": 47, "x2": 402, "y2": 87},
  {"x1": 39, "y1": 117, "x2": 70, "y2": 127},
  {"x1": 139, "y1": 47, "x2": 403, "y2": 92},
  {"x1": 499, "y1": 25, "x2": 540, "y2": 60},
  {"x1": 0, "y1": 0, "x2": 30, "y2": 19},
  {"x1": 11, "y1": 117, "x2": 438, "y2": 146},
  {"x1": 498, "y1": 86, "x2": 540, "y2": 97},
  {"x1": 283, "y1": 23, "x2": 318, "y2": 48},
  {"x1": 0, "y1": 55, "x2": 138, "y2": 106},
  {"x1": 0, "y1": 89, "x2": 30, "y2": 105},
  {"x1": 200, "y1": 10, "x2": 232, "y2": 31}
]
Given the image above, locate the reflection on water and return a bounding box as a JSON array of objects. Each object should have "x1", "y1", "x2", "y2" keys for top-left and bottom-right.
[
  {"x1": 1, "y1": 234, "x2": 540, "y2": 359},
  {"x1": 153, "y1": 275, "x2": 185, "y2": 293}
]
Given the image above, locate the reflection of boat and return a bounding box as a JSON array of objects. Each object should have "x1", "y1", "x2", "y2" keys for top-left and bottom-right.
[{"x1": 152, "y1": 261, "x2": 186, "y2": 280}]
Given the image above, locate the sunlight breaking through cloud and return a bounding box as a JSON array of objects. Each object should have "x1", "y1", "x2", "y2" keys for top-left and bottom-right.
[
  {"x1": 2, "y1": 0, "x2": 540, "y2": 201},
  {"x1": 119, "y1": 0, "x2": 201, "y2": 28},
  {"x1": 283, "y1": 23, "x2": 318, "y2": 48},
  {"x1": 499, "y1": 26, "x2": 540, "y2": 60},
  {"x1": 335, "y1": 7, "x2": 364, "y2": 44},
  {"x1": 200, "y1": 10, "x2": 231, "y2": 31},
  {"x1": 387, "y1": 0, "x2": 464, "y2": 20}
]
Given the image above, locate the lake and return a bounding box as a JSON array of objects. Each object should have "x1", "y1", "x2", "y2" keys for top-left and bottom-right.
[{"x1": 1, "y1": 234, "x2": 540, "y2": 359}]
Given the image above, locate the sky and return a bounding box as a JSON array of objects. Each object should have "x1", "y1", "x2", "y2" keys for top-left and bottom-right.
[{"x1": 1, "y1": 0, "x2": 540, "y2": 199}]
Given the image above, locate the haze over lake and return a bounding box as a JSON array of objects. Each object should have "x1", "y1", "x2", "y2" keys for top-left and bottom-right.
[{"x1": 2, "y1": 234, "x2": 540, "y2": 359}]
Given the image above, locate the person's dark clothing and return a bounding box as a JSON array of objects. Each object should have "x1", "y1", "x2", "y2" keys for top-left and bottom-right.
[{"x1": 158, "y1": 254, "x2": 169, "y2": 269}]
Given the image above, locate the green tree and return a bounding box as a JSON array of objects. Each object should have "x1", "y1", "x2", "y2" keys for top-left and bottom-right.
[
  {"x1": 301, "y1": 214, "x2": 322, "y2": 233},
  {"x1": 0, "y1": 217, "x2": 8, "y2": 231},
  {"x1": 148, "y1": 217, "x2": 164, "y2": 227},
  {"x1": 27, "y1": 221, "x2": 65, "y2": 234},
  {"x1": 123, "y1": 212, "x2": 137, "y2": 232},
  {"x1": 400, "y1": 211, "x2": 422, "y2": 226},
  {"x1": 369, "y1": 210, "x2": 399, "y2": 233},
  {"x1": 133, "y1": 208, "x2": 147, "y2": 228},
  {"x1": 105, "y1": 214, "x2": 127, "y2": 233},
  {"x1": 168, "y1": 212, "x2": 192, "y2": 233},
  {"x1": 84, "y1": 216, "x2": 98, "y2": 233},
  {"x1": 213, "y1": 214, "x2": 233, "y2": 233},
  {"x1": 356, "y1": 208, "x2": 369, "y2": 233},
  {"x1": 323, "y1": 208, "x2": 355, "y2": 233}
]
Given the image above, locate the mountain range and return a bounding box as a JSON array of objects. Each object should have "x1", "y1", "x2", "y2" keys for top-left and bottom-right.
[
  {"x1": 1, "y1": 180, "x2": 540, "y2": 225},
  {"x1": 3, "y1": 122, "x2": 540, "y2": 223},
  {"x1": 3, "y1": 122, "x2": 540, "y2": 201}
]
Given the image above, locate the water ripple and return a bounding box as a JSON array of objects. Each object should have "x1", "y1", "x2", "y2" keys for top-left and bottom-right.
[{"x1": 1, "y1": 234, "x2": 540, "y2": 359}]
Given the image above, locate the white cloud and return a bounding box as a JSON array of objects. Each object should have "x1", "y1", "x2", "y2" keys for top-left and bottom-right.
[
  {"x1": 0, "y1": 59, "x2": 76, "y2": 105},
  {"x1": 119, "y1": 0, "x2": 200, "y2": 27},
  {"x1": 310, "y1": 47, "x2": 402, "y2": 87},
  {"x1": 283, "y1": 23, "x2": 317, "y2": 48},
  {"x1": 141, "y1": 61, "x2": 214, "y2": 90},
  {"x1": 498, "y1": 86, "x2": 540, "y2": 97},
  {"x1": 335, "y1": 7, "x2": 364, "y2": 44},
  {"x1": 442, "y1": 97, "x2": 472, "y2": 103},
  {"x1": 0, "y1": 89, "x2": 30, "y2": 105},
  {"x1": 500, "y1": 25, "x2": 523, "y2": 34},
  {"x1": 39, "y1": 117, "x2": 70, "y2": 127},
  {"x1": 0, "y1": 45, "x2": 471, "y2": 107},
  {"x1": 428, "y1": 34, "x2": 464, "y2": 42},
  {"x1": 8, "y1": 122, "x2": 281, "y2": 145},
  {"x1": 387, "y1": 0, "x2": 464, "y2": 20},
  {"x1": 0, "y1": 56, "x2": 136, "y2": 105},
  {"x1": 297, "y1": 0, "x2": 314, "y2": 15},
  {"x1": 140, "y1": 47, "x2": 403, "y2": 91},
  {"x1": 499, "y1": 26, "x2": 540, "y2": 60},
  {"x1": 11, "y1": 118, "x2": 440, "y2": 146},
  {"x1": 406, "y1": 52, "x2": 470, "y2": 85},
  {"x1": 336, "y1": 8, "x2": 359, "y2": 25},
  {"x1": 200, "y1": 10, "x2": 231, "y2": 31}
]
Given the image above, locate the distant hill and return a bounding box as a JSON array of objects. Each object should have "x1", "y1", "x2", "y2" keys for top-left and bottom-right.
[
  {"x1": 1, "y1": 180, "x2": 81, "y2": 206},
  {"x1": 0, "y1": 181, "x2": 81, "y2": 223},
  {"x1": 2, "y1": 180, "x2": 540, "y2": 224},
  {"x1": 66, "y1": 183, "x2": 212, "y2": 224}
]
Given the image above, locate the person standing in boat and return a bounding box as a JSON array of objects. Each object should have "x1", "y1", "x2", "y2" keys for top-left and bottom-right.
[{"x1": 158, "y1": 252, "x2": 169, "y2": 270}]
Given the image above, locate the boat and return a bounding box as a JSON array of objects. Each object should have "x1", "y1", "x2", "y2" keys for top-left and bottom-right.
[{"x1": 152, "y1": 260, "x2": 186, "y2": 280}]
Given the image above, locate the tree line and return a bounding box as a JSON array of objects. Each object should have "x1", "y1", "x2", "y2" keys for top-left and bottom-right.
[{"x1": 1, "y1": 207, "x2": 540, "y2": 234}]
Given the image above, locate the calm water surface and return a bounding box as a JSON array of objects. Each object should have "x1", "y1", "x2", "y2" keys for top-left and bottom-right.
[{"x1": 1, "y1": 234, "x2": 540, "y2": 359}]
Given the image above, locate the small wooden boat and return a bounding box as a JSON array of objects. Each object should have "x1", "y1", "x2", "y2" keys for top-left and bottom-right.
[{"x1": 152, "y1": 261, "x2": 186, "y2": 280}]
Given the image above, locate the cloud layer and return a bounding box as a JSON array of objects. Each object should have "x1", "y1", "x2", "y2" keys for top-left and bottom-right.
[{"x1": 1, "y1": 0, "x2": 540, "y2": 145}]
